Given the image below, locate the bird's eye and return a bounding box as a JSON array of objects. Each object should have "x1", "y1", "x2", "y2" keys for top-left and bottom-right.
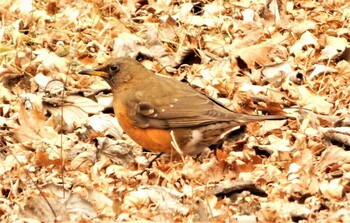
[{"x1": 109, "y1": 64, "x2": 119, "y2": 72}]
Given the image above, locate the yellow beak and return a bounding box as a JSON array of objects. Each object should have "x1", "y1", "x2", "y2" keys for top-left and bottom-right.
[{"x1": 78, "y1": 69, "x2": 108, "y2": 78}]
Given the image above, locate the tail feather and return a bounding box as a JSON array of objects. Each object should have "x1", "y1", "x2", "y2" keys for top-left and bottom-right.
[{"x1": 233, "y1": 114, "x2": 287, "y2": 123}]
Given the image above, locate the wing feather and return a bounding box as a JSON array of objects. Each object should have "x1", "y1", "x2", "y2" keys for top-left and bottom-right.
[{"x1": 126, "y1": 75, "x2": 284, "y2": 129}]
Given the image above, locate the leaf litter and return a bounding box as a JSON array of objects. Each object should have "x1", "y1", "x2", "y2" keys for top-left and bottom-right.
[{"x1": 1, "y1": 0, "x2": 350, "y2": 222}]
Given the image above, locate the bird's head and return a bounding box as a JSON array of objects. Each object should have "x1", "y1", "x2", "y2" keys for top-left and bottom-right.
[{"x1": 78, "y1": 57, "x2": 147, "y2": 88}]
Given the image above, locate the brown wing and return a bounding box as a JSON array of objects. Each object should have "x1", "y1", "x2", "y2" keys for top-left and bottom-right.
[
  {"x1": 126, "y1": 76, "x2": 284, "y2": 129},
  {"x1": 130, "y1": 91, "x2": 238, "y2": 128}
]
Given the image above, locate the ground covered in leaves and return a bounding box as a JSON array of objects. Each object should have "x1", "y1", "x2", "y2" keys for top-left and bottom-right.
[{"x1": 1, "y1": 0, "x2": 350, "y2": 222}]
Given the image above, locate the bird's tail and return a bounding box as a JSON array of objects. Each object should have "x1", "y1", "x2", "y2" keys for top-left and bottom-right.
[{"x1": 233, "y1": 113, "x2": 287, "y2": 123}]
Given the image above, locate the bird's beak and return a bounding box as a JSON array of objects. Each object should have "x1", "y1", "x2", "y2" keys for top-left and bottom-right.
[{"x1": 78, "y1": 68, "x2": 108, "y2": 78}]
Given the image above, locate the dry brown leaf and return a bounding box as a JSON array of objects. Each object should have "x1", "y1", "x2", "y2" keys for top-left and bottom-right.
[
  {"x1": 35, "y1": 151, "x2": 62, "y2": 167},
  {"x1": 122, "y1": 186, "x2": 189, "y2": 215},
  {"x1": 95, "y1": 137, "x2": 134, "y2": 167},
  {"x1": 316, "y1": 145, "x2": 350, "y2": 171},
  {"x1": 308, "y1": 64, "x2": 337, "y2": 80},
  {"x1": 290, "y1": 31, "x2": 319, "y2": 55},
  {"x1": 66, "y1": 142, "x2": 97, "y2": 169},
  {"x1": 297, "y1": 86, "x2": 333, "y2": 114},
  {"x1": 231, "y1": 42, "x2": 276, "y2": 69},
  {"x1": 319, "y1": 178, "x2": 344, "y2": 199},
  {"x1": 14, "y1": 105, "x2": 58, "y2": 145},
  {"x1": 33, "y1": 49, "x2": 68, "y2": 74},
  {"x1": 20, "y1": 184, "x2": 97, "y2": 222},
  {"x1": 88, "y1": 114, "x2": 123, "y2": 139},
  {"x1": 232, "y1": 91, "x2": 256, "y2": 114},
  {"x1": 260, "y1": 201, "x2": 311, "y2": 221},
  {"x1": 204, "y1": 35, "x2": 228, "y2": 57},
  {"x1": 321, "y1": 126, "x2": 350, "y2": 146},
  {"x1": 336, "y1": 60, "x2": 350, "y2": 77},
  {"x1": 256, "y1": 135, "x2": 292, "y2": 154},
  {"x1": 44, "y1": 95, "x2": 105, "y2": 132},
  {"x1": 261, "y1": 62, "x2": 294, "y2": 83}
]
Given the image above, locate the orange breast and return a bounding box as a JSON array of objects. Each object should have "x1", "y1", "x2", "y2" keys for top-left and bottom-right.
[{"x1": 115, "y1": 104, "x2": 173, "y2": 153}]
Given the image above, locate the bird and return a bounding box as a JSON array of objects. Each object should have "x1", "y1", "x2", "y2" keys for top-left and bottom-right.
[{"x1": 79, "y1": 57, "x2": 286, "y2": 157}]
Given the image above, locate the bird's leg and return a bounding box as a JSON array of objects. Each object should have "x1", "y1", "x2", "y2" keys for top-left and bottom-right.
[{"x1": 170, "y1": 130, "x2": 185, "y2": 162}]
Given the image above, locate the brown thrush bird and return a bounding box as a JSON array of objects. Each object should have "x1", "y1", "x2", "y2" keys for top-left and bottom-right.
[{"x1": 79, "y1": 57, "x2": 285, "y2": 156}]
